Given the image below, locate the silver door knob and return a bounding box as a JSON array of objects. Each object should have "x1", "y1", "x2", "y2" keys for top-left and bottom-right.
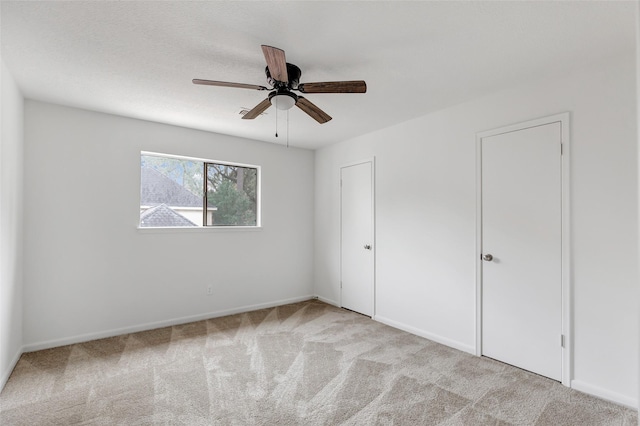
[
  {"x1": 364, "y1": 245, "x2": 372, "y2": 250},
  {"x1": 482, "y1": 254, "x2": 493, "y2": 262}
]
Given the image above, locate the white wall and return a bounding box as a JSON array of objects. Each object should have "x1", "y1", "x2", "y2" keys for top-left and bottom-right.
[
  {"x1": 23, "y1": 101, "x2": 315, "y2": 349},
  {"x1": 0, "y1": 59, "x2": 24, "y2": 389},
  {"x1": 315, "y1": 53, "x2": 638, "y2": 406}
]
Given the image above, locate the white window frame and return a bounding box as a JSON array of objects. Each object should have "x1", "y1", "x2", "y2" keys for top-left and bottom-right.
[{"x1": 138, "y1": 151, "x2": 262, "y2": 231}]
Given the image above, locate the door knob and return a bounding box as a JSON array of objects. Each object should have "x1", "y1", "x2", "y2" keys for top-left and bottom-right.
[
  {"x1": 482, "y1": 254, "x2": 493, "y2": 262},
  {"x1": 364, "y1": 245, "x2": 372, "y2": 250}
]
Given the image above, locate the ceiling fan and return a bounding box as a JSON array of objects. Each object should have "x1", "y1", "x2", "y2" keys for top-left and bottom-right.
[{"x1": 193, "y1": 45, "x2": 367, "y2": 124}]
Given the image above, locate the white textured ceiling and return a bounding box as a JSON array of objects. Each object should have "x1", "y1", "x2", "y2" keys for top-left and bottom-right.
[{"x1": 1, "y1": 1, "x2": 636, "y2": 149}]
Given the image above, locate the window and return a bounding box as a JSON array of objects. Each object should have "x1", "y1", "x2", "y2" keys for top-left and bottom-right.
[{"x1": 140, "y1": 153, "x2": 259, "y2": 227}]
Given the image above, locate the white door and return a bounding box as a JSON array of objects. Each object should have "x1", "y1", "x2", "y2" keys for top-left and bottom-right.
[
  {"x1": 481, "y1": 122, "x2": 562, "y2": 381},
  {"x1": 341, "y1": 161, "x2": 374, "y2": 316}
]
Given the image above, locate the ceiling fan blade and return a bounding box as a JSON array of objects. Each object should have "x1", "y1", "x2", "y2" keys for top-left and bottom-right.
[
  {"x1": 261, "y1": 45, "x2": 288, "y2": 83},
  {"x1": 296, "y1": 97, "x2": 332, "y2": 124},
  {"x1": 193, "y1": 79, "x2": 268, "y2": 91},
  {"x1": 242, "y1": 98, "x2": 272, "y2": 120},
  {"x1": 298, "y1": 80, "x2": 367, "y2": 94}
]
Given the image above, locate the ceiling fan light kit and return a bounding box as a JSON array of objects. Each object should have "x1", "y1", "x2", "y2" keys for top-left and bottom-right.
[
  {"x1": 270, "y1": 90, "x2": 297, "y2": 111},
  {"x1": 193, "y1": 45, "x2": 367, "y2": 125}
]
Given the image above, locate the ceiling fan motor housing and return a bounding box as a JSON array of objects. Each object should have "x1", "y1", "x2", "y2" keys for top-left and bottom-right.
[{"x1": 265, "y1": 63, "x2": 301, "y2": 89}]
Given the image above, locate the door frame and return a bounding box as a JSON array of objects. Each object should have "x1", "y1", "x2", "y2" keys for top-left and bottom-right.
[
  {"x1": 340, "y1": 157, "x2": 376, "y2": 318},
  {"x1": 475, "y1": 113, "x2": 571, "y2": 386}
]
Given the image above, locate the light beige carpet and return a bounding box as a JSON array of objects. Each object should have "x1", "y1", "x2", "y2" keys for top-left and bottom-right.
[{"x1": 0, "y1": 300, "x2": 636, "y2": 425}]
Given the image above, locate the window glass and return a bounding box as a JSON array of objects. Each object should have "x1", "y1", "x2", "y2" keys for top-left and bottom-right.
[
  {"x1": 140, "y1": 153, "x2": 259, "y2": 227},
  {"x1": 206, "y1": 164, "x2": 258, "y2": 226}
]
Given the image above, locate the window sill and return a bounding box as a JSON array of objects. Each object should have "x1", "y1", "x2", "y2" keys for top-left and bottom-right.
[{"x1": 137, "y1": 226, "x2": 263, "y2": 234}]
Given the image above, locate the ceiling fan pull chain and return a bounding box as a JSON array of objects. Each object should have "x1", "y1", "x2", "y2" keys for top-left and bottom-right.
[
  {"x1": 275, "y1": 106, "x2": 278, "y2": 138},
  {"x1": 287, "y1": 109, "x2": 290, "y2": 148}
]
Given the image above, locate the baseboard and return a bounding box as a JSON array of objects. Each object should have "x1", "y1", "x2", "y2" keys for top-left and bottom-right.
[
  {"x1": 374, "y1": 315, "x2": 475, "y2": 355},
  {"x1": 315, "y1": 295, "x2": 339, "y2": 307},
  {"x1": 571, "y1": 380, "x2": 637, "y2": 409},
  {"x1": 23, "y1": 295, "x2": 315, "y2": 352},
  {"x1": 1, "y1": 347, "x2": 24, "y2": 392}
]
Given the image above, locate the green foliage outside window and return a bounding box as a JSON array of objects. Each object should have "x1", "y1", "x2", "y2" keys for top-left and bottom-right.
[{"x1": 207, "y1": 163, "x2": 258, "y2": 226}]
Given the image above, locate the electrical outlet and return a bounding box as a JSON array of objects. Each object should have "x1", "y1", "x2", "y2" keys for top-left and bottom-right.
[{"x1": 207, "y1": 285, "x2": 213, "y2": 296}]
